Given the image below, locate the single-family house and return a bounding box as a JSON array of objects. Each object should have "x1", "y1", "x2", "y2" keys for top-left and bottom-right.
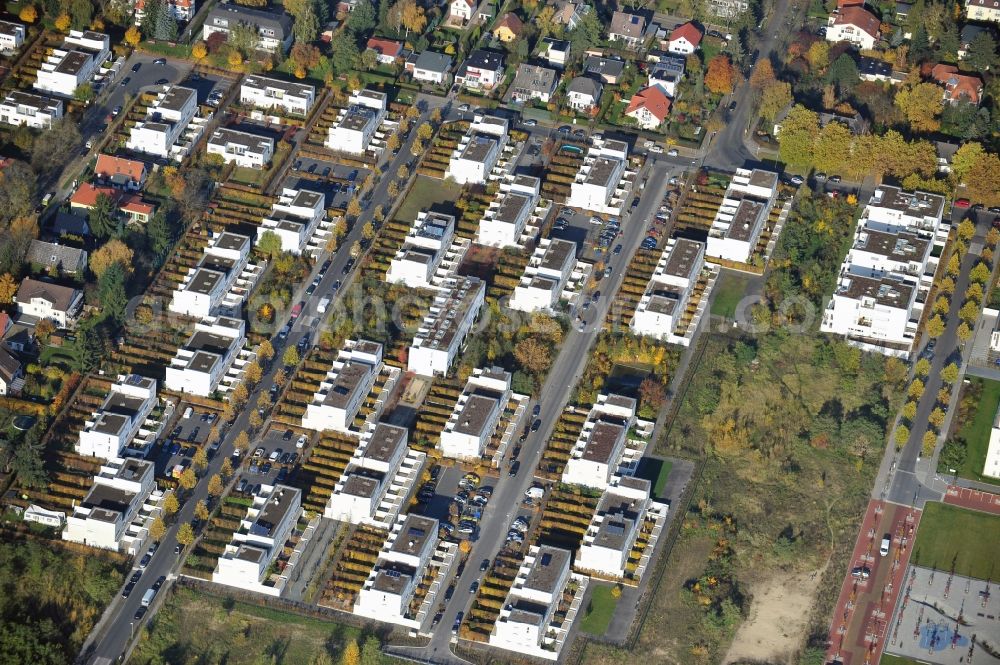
[
  {"x1": 0, "y1": 346, "x2": 22, "y2": 396},
  {"x1": 366, "y1": 37, "x2": 404, "y2": 65},
  {"x1": 609, "y1": 11, "x2": 646, "y2": 47},
  {"x1": 584, "y1": 55, "x2": 625, "y2": 84},
  {"x1": 70, "y1": 183, "x2": 156, "y2": 226},
  {"x1": 826, "y1": 6, "x2": 881, "y2": 49},
  {"x1": 448, "y1": 0, "x2": 478, "y2": 25},
  {"x1": 967, "y1": 0, "x2": 1000, "y2": 22},
  {"x1": 135, "y1": 0, "x2": 195, "y2": 23},
  {"x1": 510, "y1": 64, "x2": 558, "y2": 104},
  {"x1": 667, "y1": 22, "x2": 702, "y2": 54},
  {"x1": 549, "y1": 0, "x2": 588, "y2": 28},
  {"x1": 857, "y1": 55, "x2": 893, "y2": 82},
  {"x1": 648, "y1": 55, "x2": 685, "y2": 96},
  {"x1": 625, "y1": 86, "x2": 671, "y2": 130},
  {"x1": 456, "y1": 49, "x2": 506, "y2": 90},
  {"x1": 0, "y1": 21, "x2": 26, "y2": 54},
  {"x1": 931, "y1": 63, "x2": 984, "y2": 105},
  {"x1": 240, "y1": 75, "x2": 315, "y2": 116},
  {"x1": 543, "y1": 38, "x2": 571, "y2": 68},
  {"x1": 26, "y1": 240, "x2": 87, "y2": 275},
  {"x1": 567, "y1": 76, "x2": 603, "y2": 112},
  {"x1": 94, "y1": 154, "x2": 147, "y2": 191},
  {"x1": 492, "y1": 12, "x2": 523, "y2": 42},
  {"x1": 15, "y1": 277, "x2": 83, "y2": 327},
  {"x1": 406, "y1": 51, "x2": 453, "y2": 85},
  {"x1": 202, "y1": 5, "x2": 293, "y2": 53},
  {"x1": 0, "y1": 91, "x2": 64, "y2": 130},
  {"x1": 206, "y1": 127, "x2": 274, "y2": 169}
]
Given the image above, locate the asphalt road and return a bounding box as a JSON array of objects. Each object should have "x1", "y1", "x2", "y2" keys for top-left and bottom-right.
[
  {"x1": 411, "y1": 159, "x2": 675, "y2": 661},
  {"x1": 84, "y1": 89, "x2": 437, "y2": 665}
]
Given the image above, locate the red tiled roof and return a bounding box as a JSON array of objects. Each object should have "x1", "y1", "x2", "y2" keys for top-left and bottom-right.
[
  {"x1": 837, "y1": 0, "x2": 865, "y2": 7},
  {"x1": 366, "y1": 37, "x2": 403, "y2": 57},
  {"x1": 94, "y1": 154, "x2": 146, "y2": 184},
  {"x1": 70, "y1": 183, "x2": 118, "y2": 208},
  {"x1": 136, "y1": 0, "x2": 192, "y2": 9},
  {"x1": 625, "y1": 86, "x2": 671, "y2": 122},
  {"x1": 120, "y1": 196, "x2": 155, "y2": 216},
  {"x1": 669, "y1": 21, "x2": 702, "y2": 47},
  {"x1": 931, "y1": 64, "x2": 983, "y2": 104},
  {"x1": 833, "y1": 6, "x2": 881, "y2": 38},
  {"x1": 495, "y1": 12, "x2": 524, "y2": 33}
]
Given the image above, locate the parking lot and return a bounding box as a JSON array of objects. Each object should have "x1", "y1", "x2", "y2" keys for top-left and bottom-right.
[
  {"x1": 236, "y1": 426, "x2": 311, "y2": 492},
  {"x1": 288, "y1": 157, "x2": 371, "y2": 209},
  {"x1": 151, "y1": 407, "x2": 218, "y2": 479}
]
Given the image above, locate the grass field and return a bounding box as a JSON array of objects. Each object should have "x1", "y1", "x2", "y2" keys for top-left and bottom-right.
[
  {"x1": 911, "y1": 502, "x2": 1000, "y2": 580},
  {"x1": 580, "y1": 584, "x2": 619, "y2": 635},
  {"x1": 880, "y1": 654, "x2": 927, "y2": 665},
  {"x1": 394, "y1": 176, "x2": 463, "y2": 224},
  {"x1": 941, "y1": 377, "x2": 1000, "y2": 486},
  {"x1": 131, "y1": 586, "x2": 398, "y2": 665},
  {"x1": 710, "y1": 271, "x2": 752, "y2": 319},
  {"x1": 635, "y1": 457, "x2": 673, "y2": 500}
]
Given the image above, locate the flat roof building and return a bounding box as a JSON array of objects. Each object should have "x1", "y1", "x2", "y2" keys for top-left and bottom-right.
[
  {"x1": 258, "y1": 187, "x2": 326, "y2": 255},
  {"x1": 566, "y1": 137, "x2": 631, "y2": 215},
  {"x1": 303, "y1": 339, "x2": 383, "y2": 434},
  {"x1": 445, "y1": 114, "x2": 510, "y2": 185},
  {"x1": 240, "y1": 75, "x2": 315, "y2": 115},
  {"x1": 327, "y1": 89, "x2": 387, "y2": 155},
  {"x1": 165, "y1": 316, "x2": 246, "y2": 397},
  {"x1": 0, "y1": 91, "x2": 63, "y2": 130},
  {"x1": 408, "y1": 277, "x2": 486, "y2": 377},
  {"x1": 440, "y1": 367, "x2": 512, "y2": 460},
  {"x1": 206, "y1": 127, "x2": 274, "y2": 169},
  {"x1": 387, "y1": 210, "x2": 456, "y2": 289},
  {"x1": 509, "y1": 238, "x2": 579, "y2": 313},
  {"x1": 477, "y1": 175, "x2": 541, "y2": 248},
  {"x1": 562, "y1": 394, "x2": 636, "y2": 490},
  {"x1": 170, "y1": 231, "x2": 260, "y2": 319},
  {"x1": 64, "y1": 457, "x2": 158, "y2": 554},
  {"x1": 631, "y1": 238, "x2": 705, "y2": 339},
  {"x1": 77, "y1": 375, "x2": 158, "y2": 460},
  {"x1": 706, "y1": 168, "x2": 778, "y2": 263}
]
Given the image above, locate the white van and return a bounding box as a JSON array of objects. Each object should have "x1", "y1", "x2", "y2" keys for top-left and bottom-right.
[
  {"x1": 879, "y1": 534, "x2": 891, "y2": 557},
  {"x1": 183, "y1": 406, "x2": 193, "y2": 419},
  {"x1": 317, "y1": 297, "x2": 331, "y2": 314},
  {"x1": 141, "y1": 588, "x2": 156, "y2": 607}
]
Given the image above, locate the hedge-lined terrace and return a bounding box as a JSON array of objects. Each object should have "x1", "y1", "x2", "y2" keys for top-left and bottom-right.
[
  {"x1": 536, "y1": 486, "x2": 601, "y2": 552},
  {"x1": 537, "y1": 408, "x2": 588, "y2": 481},
  {"x1": 290, "y1": 429, "x2": 363, "y2": 516},
  {"x1": 182, "y1": 494, "x2": 251, "y2": 579},
  {"x1": 460, "y1": 547, "x2": 526, "y2": 641},
  {"x1": 417, "y1": 120, "x2": 468, "y2": 178},
  {"x1": 604, "y1": 248, "x2": 662, "y2": 332},
  {"x1": 318, "y1": 524, "x2": 388, "y2": 610},
  {"x1": 412, "y1": 379, "x2": 462, "y2": 452}
]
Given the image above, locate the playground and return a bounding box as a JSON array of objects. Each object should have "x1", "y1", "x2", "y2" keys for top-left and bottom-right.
[{"x1": 883, "y1": 565, "x2": 1000, "y2": 665}]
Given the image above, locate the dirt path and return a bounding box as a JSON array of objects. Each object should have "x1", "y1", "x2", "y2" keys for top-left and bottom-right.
[{"x1": 723, "y1": 569, "x2": 824, "y2": 665}]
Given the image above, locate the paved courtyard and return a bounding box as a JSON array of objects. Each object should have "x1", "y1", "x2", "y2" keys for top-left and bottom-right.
[{"x1": 884, "y1": 565, "x2": 1000, "y2": 665}]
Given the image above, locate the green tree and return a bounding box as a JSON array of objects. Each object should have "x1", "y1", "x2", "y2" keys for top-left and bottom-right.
[
  {"x1": 346, "y1": 0, "x2": 376, "y2": 33},
  {"x1": 257, "y1": 230, "x2": 283, "y2": 257},
  {"x1": 908, "y1": 379, "x2": 925, "y2": 399},
  {"x1": 89, "y1": 193, "x2": 120, "y2": 240},
  {"x1": 777, "y1": 105, "x2": 819, "y2": 172},
  {"x1": 894, "y1": 424, "x2": 910, "y2": 447},
  {"x1": 228, "y1": 21, "x2": 259, "y2": 57},
  {"x1": 359, "y1": 635, "x2": 381, "y2": 665},
  {"x1": 146, "y1": 210, "x2": 176, "y2": 261},
  {"x1": 940, "y1": 362, "x2": 959, "y2": 384},
  {"x1": 176, "y1": 523, "x2": 195, "y2": 546},
  {"x1": 902, "y1": 400, "x2": 917, "y2": 421},
  {"x1": 922, "y1": 429, "x2": 938, "y2": 456},
  {"x1": 758, "y1": 80, "x2": 792, "y2": 123},
  {"x1": 966, "y1": 31, "x2": 998, "y2": 72},
  {"x1": 825, "y1": 54, "x2": 859, "y2": 94},
  {"x1": 283, "y1": 346, "x2": 301, "y2": 366},
  {"x1": 69, "y1": 0, "x2": 92, "y2": 29},
  {"x1": 959, "y1": 299, "x2": 981, "y2": 323},
  {"x1": 895, "y1": 82, "x2": 944, "y2": 132},
  {"x1": 98, "y1": 262, "x2": 128, "y2": 324},
  {"x1": 914, "y1": 358, "x2": 931, "y2": 376},
  {"x1": 331, "y1": 37, "x2": 359, "y2": 74}
]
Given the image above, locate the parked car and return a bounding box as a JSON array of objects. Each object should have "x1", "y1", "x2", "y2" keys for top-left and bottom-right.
[
  {"x1": 296, "y1": 434, "x2": 308, "y2": 449},
  {"x1": 254, "y1": 447, "x2": 265, "y2": 458},
  {"x1": 509, "y1": 461, "x2": 521, "y2": 477},
  {"x1": 480, "y1": 558, "x2": 491, "y2": 572},
  {"x1": 789, "y1": 175, "x2": 804, "y2": 186},
  {"x1": 666, "y1": 148, "x2": 679, "y2": 157},
  {"x1": 954, "y1": 198, "x2": 971, "y2": 208},
  {"x1": 469, "y1": 581, "x2": 479, "y2": 594},
  {"x1": 153, "y1": 58, "x2": 166, "y2": 65}
]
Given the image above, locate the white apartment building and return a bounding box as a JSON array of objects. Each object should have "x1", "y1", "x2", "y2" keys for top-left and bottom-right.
[
  {"x1": 630, "y1": 238, "x2": 705, "y2": 339},
  {"x1": 165, "y1": 316, "x2": 246, "y2": 397},
  {"x1": 489, "y1": 545, "x2": 580, "y2": 660},
  {"x1": 213, "y1": 484, "x2": 301, "y2": 596},
  {"x1": 0, "y1": 91, "x2": 62, "y2": 130},
  {"x1": 985, "y1": 405, "x2": 1000, "y2": 479},
  {"x1": 566, "y1": 138, "x2": 631, "y2": 215},
  {"x1": 63, "y1": 457, "x2": 159, "y2": 554},
  {"x1": 126, "y1": 86, "x2": 204, "y2": 161},
  {"x1": 206, "y1": 127, "x2": 274, "y2": 169},
  {"x1": 0, "y1": 21, "x2": 25, "y2": 53},
  {"x1": 508, "y1": 238, "x2": 579, "y2": 312},
  {"x1": 257, "y1": 187, "x2": 325, "y2": 255},
  {"x1": 408, "y1": 277, "x2": 486, "y2": 377},
  {"x1": 326, "y1": 89, "x2": 387, "y2": 155},
  {"x1": 562, "y1": 394, "x2": 636, "y2": 490},
  {"x1": 202, "y1": 5, "x2": 293, "y2": 52},
  {"x1": 169, "y1": 231, "x2": 260, "y2": 319},
  {"x1": 576, "y1": 479, "x2": 652, "y2": 577},
  {"x1": 706, "y1": 168, "x2": 778, "y2": 263},
  {"x1": 439, "y1": 368, "x2": 512, "y2": 460},
  {"x1": 477, "y1": 175, "x2": 541, "y2": 248},
  {"x1": 820, "y1": 186, "x2": 945, "y2": 357},
  {"x1": 302, "y1": 339, "x2": 383, "y2": 434},
  {"x1": 240, "y1": 75, "x2": 315, "y2": 116},
  {"x1": 354, "y1": 514, "x2": 440, "y2": 623},
  {"x1": 445, "y1": 114, "x2": 510, "y2": 185},
  {"x1": 387, "y1": 211, "x2": 456, "y2": 289},
  {"x1": 34, "y1": 30, "x2": 110, "y2": 97},
  {"x1": 77, "y1": 375, "x2": 158, "y2": 460},
  {"x1": 324, "y1": 422, "x2": 424, "y2": 527}
]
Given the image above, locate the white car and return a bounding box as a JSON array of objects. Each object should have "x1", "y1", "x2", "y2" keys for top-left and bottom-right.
[
  {"x1": 650, "y1": 145, "x2": 663, "y2": 154},
  {"x1": 296, "y1": 435, "x2": 308, "y2": 449},
  {"x1": 667, "y1": 148, "x2": 679, "y2": 157},
  {"x1": 879, "y1": 535, "x2": 891, "y2": 557}
]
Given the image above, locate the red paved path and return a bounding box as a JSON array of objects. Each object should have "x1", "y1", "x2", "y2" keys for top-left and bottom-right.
[
  {"x1": 944, "y1": 485, "x2": 1000, "y2": 515},
  {"x1": 824, "y1": 501, "x2": 921, "y2": 665}
]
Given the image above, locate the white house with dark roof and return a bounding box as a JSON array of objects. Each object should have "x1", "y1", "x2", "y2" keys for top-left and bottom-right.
[
  {"x1": 169, "y1": 231, "x2": 261, "y2": 318},
  {"x1": 706, "y1": 168, "x2": 778, "y2": 263},
  {"x1": 406, "y1": 51, "x2": 453, "y2": 85},
  {"x1": 202, "y1": 5, "x2": 293, "y2": 52},
  {"x1": 213, "y1": 484, "x2": 301, "y2": 595},
  {"x1": 562, "y1": 394, "x2": 637, "y2": 490},
  {"x1": 387, "y1": 210, "x2": 456, "y2": 288},
  {"x1": 445, "y1": 113, "x2": 510, "y2": 185},
  {"x1": 440, "y1": 368, "x2": 513, "y2": 460},
  {"x1": 126, "y1": 86, "x2": 204, "y2": 161},
  {"x1": 77, "y1": 375, "x2": 159, "y2": 460},
  {"x1": 566, "y1": 137, "x2": 632, "y2": 215},
  {"x1": 408, "y1": 276, "x2": 486, "y2": 376},
  {"x1": 327, "y1": 88, "x2": 388, "y2": 155},
  {"x1": 631, "y1": 238, "x2": 706, "y2": 339},
  {"x1": 510, "y1": 63, "x2": 558, "y2": 104},
  {"x1": 543, "y1": 38, "x2": 571, "y2": 68},
  {"x1": 63, "y1": 457, "x2": 160, "y2": 553},
  {"x1": 0, "y1": 91, "x2": 63, "y2": 129},
  {"x1": 302, "y1": 339, "x2": 384, "y2": 434},
  {"x1": 206, "y1": 127, "x2": 274, "y2": 169},
  {"x1": 166, "y1": 316, "x2": 248, "y2": 397},
  {"x1": 567, "y1": 76, "x2": 603, "y2": 112},
  {"x1": 477, "y1": 175, "x2": 542, "y2": 247},
  {"x1": 15, "y1": 277, "x2": 83, "y2": 327},
  {"x1": 966, "y1": 0, "x2": 1000, "y2": 22},
  {"x1": 34, "y1": 30, "x2": 110, "y2": 97},
  {"x1": 257, "y1": 187, "x2": 326, "y2": 255},
  {"x1": 240, "y1": 75, "x2": 315, "y2": 115},
  {"x1": 455, "y1": 49, "x2": 506, "y2": 90},
  {"x1": 448, "y1": 0, "x2": 478, "y2": 24},
  {"x1": 0, "y1": 346, "x2": 23, "y2": 396},
  {"x1": 0, "y1": 21, "x2": 25, "y2": 53}
]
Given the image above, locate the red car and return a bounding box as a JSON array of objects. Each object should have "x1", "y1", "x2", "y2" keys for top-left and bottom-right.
[
  {"x1": 290, "y1": 301, "x2": 304, "y2": 319},
  {"x1": 954, "y1": 198, "x2": 971, "y2": 208}
]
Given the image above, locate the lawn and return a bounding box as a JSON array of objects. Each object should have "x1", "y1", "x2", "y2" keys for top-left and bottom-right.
[
  {"x1": 39, "y1": 344, "x2": 81, "y2": 367},
  {"x1": 393, "y1": 175, "x2": 463, "y2": 224},
  {"x1": 131, "y1": 586, "x2": 399, "y2": 665},
  {"x1": 880, "y1": 654, "x2": 927, "y2": 665},
  {"x1": 710, "y1": 271, "x2": 752, "y2": 319},
  {"x1": 635, "y1": 456, "x2": 673, "y2": 500},
  {"x1": 911, "y1": 502, "x2": 1000, "y2": 580},
  {"x1": 580, "y1": 584, "x2": 620, "y2": 635},
  {"x1": 938, "y1": 377, "x2": 1000, "y2": 486}
]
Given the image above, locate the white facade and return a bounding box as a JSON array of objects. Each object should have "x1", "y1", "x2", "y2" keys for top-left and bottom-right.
[
  {"x1": 967, "y1": 0, "x2": 1000, "y2": 23},
  {"x1": 63, "y1": 457, "x2": 158, "y2": 553},
  {"x1": 0, "y1": 21, "x2": 25, "y2": 53},
  {"x1": 476, "y1": 175, "x2": 540, "y2": 247},
  {"x1": 126, "y1": 86, "x2": 203, "y2": 161},
  {"x1": 566, "y1": 138, "x2": 631, "y2": 215},
  {"x1": 77, "y1": 375, "x2": 158, "y2": 460},
  {"x1": 165, "y1": 316, "x2": 246, "y2": 396},
  {"x1": 985, "y1": 406, "x2": 1000, "y2": 479},
  {"x1": 439, "y1": 368, "x2": 512, "y2": 460},
  {"x1": 213, "y1": 484, "x2": 301, "y2": 596},
  {"x1": 562, "y1": 394, "x2": 636, "y2": 490},
  {"x1": 820, "y1": 186, "x2": 945, "y2": 356},
  {"x1": 206, "y1": 127, "x2": 274, "y2": 169},
  {"x1": 302, "y1": 339, "x2": 383, "y2": 434},
  {"x1": 509, "y1": 238, "x2": 579, "y2": 312},
  {"x1": 0, "y1": 91, "x2": 62, "y2": 130},
  {"x1": 354, "y1": 514, "x2": 439, "y2": 623},
  {"x1": 706, "y1": 168, "x2": 778, "y2": 263},
  {"x1": 15, "y1": 278, "x2": 82, "y2": 327},
  {"x1": 575, "y1": 484, "x2": 649, "y2": 577},
  {"x1": 445, "y1": 114, "x2": 509, "y2": 185},
  {"x1": 825, "y1": 8, "x2": 879, "y2": 49},
  {"x1": 326, "y1": 89, "x2": 387, "y2": 155},
  {"x1": 170, "y1": 231, "x2": 259, "y2": 319},
  {"x1": 387, "y1": 211, "x2": 456, "y2": 289},
  {"x1": 257, "y1": 187, "x2": 326, "y2": 255},
  {"x1": 648, "y1": 56, "x2": 685, "y2": 97},
  {"x1": 34, "y1": 31, "x2": 110, "y2": 97},
  {"x1": 240, "y1": 75, "x2": 315, "y2": 116},
  {"x1": 408, "y1": 277, "x2": 486, "y2": 377},
  {"x1": 630, "y1": 238, "x2": 705, "y2": 339}
]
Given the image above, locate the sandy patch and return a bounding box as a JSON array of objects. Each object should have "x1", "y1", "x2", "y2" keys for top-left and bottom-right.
[{"x1": 723, "y1": 569, "x2": 823, "y2": 665}]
